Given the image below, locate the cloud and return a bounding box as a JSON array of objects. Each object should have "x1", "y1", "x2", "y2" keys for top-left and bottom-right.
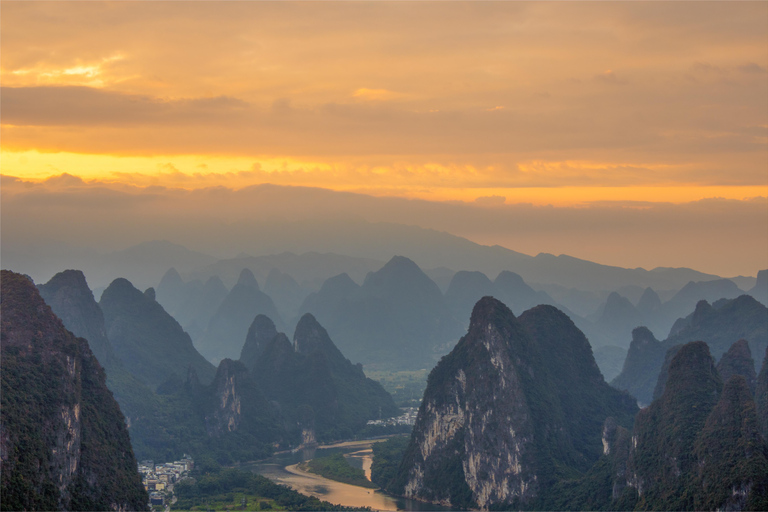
[
  {"x1": 594, "y1": 70, "x2": 627, "y2": 85},
  {"x1": 353, "y1": 88, "x2": 404, "y2": 102},
  {"x1": 1, "y1": 86, "x2": 250, "y2": 126},
  {"x1": 43, "y1": 173, "x2": 85, "y2": 186},
  {"x1": 1, "y1": 2, "x2": 766, "y2": 207},
  {"x1": 474, "y1": 195, "x2": 507, "y2": 207},
  {"x1": 739, "y1": 62, "x2": 768, "y2": 74}
]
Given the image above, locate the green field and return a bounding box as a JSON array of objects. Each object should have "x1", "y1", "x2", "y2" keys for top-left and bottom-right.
[{"x1": 172, "y1": 467, "x2": 368, "y2": 511}]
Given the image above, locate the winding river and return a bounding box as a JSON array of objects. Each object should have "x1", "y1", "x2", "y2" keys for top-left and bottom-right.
[{"x1": 241, "y1": 440, "x2": 451, "y2": 511}]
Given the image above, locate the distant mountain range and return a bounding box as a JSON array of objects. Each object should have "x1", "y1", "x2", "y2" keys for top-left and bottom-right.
[
  {"x1": 6, "y1": 219, "x2": 752, "y2": 295},
  {"x1": 612, "y1": 295, "x2": 768, "y2": 405},
  {"x1": 29, "y1": 269, "x2": 399, "y2": 463}
]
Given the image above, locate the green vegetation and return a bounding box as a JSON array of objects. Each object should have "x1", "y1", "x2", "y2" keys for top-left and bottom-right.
[
  {"x1": 1, "y1": 270, "x2": 148, "y2": 511},
  {"x1": 370, "y1": 436, "x2": 410, "y2": 489},
  {"x1": 533, "y1": 341, "x2": 768, "y2": 511},
  {"x1": 303, "y1": 452, "x2": 376, "y2": 488},
  {"x1": 173, "y1": 467, "x2": 369, "y2": 511},
  {"x1": 366, "y1": 370, "x2": 429, "y2": 407}
]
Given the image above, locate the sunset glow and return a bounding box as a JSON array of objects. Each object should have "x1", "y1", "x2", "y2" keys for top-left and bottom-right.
[{"x1": 2, "y1": 1, "x2": 767, "y2": 275}]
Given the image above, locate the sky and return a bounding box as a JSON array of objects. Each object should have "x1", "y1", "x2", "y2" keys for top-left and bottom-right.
[{"x1": 2, "y1": 2, "x2": 767, "y2": 276}]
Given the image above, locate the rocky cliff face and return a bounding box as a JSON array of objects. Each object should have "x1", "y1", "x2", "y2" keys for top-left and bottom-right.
[
  {"x1": 394, "y1": 297, "x2": 637, "y2": 510},
  {"x1": 202, "y1": 358, "x2": 280, "y2": 442},
  {"x1": 1, "y1": 270, "x2": 148, "y2": 511}
]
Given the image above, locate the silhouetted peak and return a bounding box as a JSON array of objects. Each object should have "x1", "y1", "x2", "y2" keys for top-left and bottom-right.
[
  {"x1": 204, "y1": 275, "x2": 228, "y2": 293},
  {"x1": 247, "y1": 314, "x2": 278, "y2": 343},
  {"x1": 447, "y1": 270, "x2": 493, "y2": 291},
  {"x1": 318, "y1": 272, "x2": 359, "y2": 296},
  {"x1": 159, "y1": 267, "x2": 183, "y2": 288},
  {"x1": 236, "y1": 268, "x2": 259, "y2": 289},
  {"x1": 2, "y1": 270, "x2": 55, "y2": 331},
  {"x1": 212, "y1": 359, "x2": 250, "y2": 389},
  {"x1": 144, "y1": 287, "x2": 156, "y2": 301},
  {"x1": 366, "y1": 255, "x2": 427, "y2": 285},
  {"x1": 728, "y1": 293, "x2": 763, "y2": 309},
  {"x1": 717, "y1": 339, "x2": 757, "y2": 395},
  {"x1": 637, "y1": 286, "x2": 662, "y2": 312},
  {"x1": 604, "y1": 292, "x2": 634, "y2": 311},
  {"x1": 519, "y1": 304, "x2": 604, "y2": 383},
  {"x1": 721, "y1": 338, "x2": 753, "y2": 362},
  {"x1": 468, "y1": 296, "x2": 516, "y2": 330},
  {"x1": 663, "y1": 341, "x2": 721, "y2": 400},
  {"x1": 240, "y1": 314, "x2": 279, "y2": 367},
  {"x1": 216, "y1": 357, "x2": 237, "y2": 376},
  {"x1": 39, "y1": 269, "x2": 90, "y2": 292},
  {"x1": 381, "y1": 255, "x2": 420, "y2": 272},
  {"x1": 692, "y1": 299, "x2": 714, "y2": 324},
  {"x1": 101, "y1": 277, "x2": 141, "y2": 302},
  {"x1": 494, "y1": 270, "x2": 527, "y2": 289},
  {"x1": 293, "y1": 313, "x2": 337, "y2": 355},
  {"x1": 631, "y1": 326, "x2": 659, "y2": 346}
]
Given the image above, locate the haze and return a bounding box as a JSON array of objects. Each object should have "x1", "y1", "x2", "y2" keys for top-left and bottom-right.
[{"x1": 2, "y1": 2, "x2": 767, "y2": 277}]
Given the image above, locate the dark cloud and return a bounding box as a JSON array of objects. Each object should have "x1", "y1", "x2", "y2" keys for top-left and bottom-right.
[
  {"x1": 739, "y1": 62, "x2": 768, "y2": 74},
  {"x1": 1, "y1": 86, "x2": 250, "y2": 126}
]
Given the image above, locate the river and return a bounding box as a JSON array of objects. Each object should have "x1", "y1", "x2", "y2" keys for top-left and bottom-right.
[{"x1": 240, "y1": 439, "x2": 452, "y2": 511}]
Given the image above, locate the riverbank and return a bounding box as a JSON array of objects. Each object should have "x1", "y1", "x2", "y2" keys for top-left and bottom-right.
[
  {"x1": 301, "y1": 452, "x2": 377, "y2": 489},
  {"x1": 279, "y1": 462, "x2": 400, "y2": 511}
]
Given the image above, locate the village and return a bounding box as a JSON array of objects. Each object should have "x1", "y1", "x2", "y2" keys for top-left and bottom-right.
[
  {"x1": 366, "y1": 407, "x2": 418, "y2": 427},
  {"x1": 138, "y1": 456, "x2": 194, "y2": 510}
]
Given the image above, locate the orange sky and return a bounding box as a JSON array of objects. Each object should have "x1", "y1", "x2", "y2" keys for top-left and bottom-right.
[
  {"x1": 1, "y1": 2, "x2": 767, "y2": 275},
  {"x1": 3, "y1": 2, "x2": 767, "y2": 203}
]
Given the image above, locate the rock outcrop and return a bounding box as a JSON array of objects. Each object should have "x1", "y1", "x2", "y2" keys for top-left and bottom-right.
[
  {"x1": 1, "y1": 270, "x2": 148, "y2": 511},
  {"x1": 242, "y1": 313, "x2": 399, "y2": 443},
  {"x1": 393, "y1": 297, "x2": 637, "y2": 509}
]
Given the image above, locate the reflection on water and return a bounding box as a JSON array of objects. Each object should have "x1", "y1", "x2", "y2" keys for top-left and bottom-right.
[
  {"x1": 345, "y1": 448, "x2": 374, "y2": 480},
  {"x1": 240, "y1": 440, "x2": 453, "y2": 511}
]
